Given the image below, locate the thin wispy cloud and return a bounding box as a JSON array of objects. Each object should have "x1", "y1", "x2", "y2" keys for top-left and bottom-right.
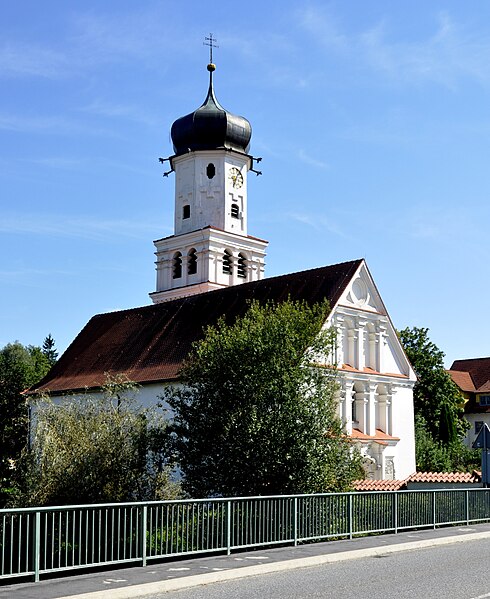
[
  {"x1": 0, "y1": 7, "x2": 184, "y2": 80},
  {"x1": 80, "y1": 100, "x2": 157, "y2": 126},
  {"x1": 297, "y1": 6, "x2": 490, "y2": 88},
  {"x1": 69, "y1": 7, "x2": 187, "y2": 68},
  {"x1": 223, "y1": 32, "x2": 309, "y2": 90},
  {"x1": 296, "y1": 6, "x2": 348, "y2": 52},
  {"x1": 0, "y1": 215, "x2": 168, "y2": 241},
  {"x1": 28, "y1": 157, "x2": 87, "y2": 170},
  {"x1": 0, "y1": 113, "x2": 117, "y2": 137},
  {"x1": 394, "y1": 203, "x2": 480, "y2": 248},
  {"x1": 298, "y1": 149, "x2": 329, "y2": 170},
  {"x1": 0, "y1": 267, "x2": 74, "y2": 286},
  {"x1": 359, "y1": 12, "x2": 490, "y2": 88},
  {"x1": 0, "y1": 42, "x2": 69, "y2": 78},
  {"x1": 287, "y1": 212, "x2": 351, "y2": 240}
]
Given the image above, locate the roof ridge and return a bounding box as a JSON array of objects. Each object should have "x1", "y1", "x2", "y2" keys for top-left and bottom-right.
[{"x1": 87, "y1": 259, "x2": 365, "y2": 320}]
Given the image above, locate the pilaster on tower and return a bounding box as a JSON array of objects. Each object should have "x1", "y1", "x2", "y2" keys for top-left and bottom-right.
[{"x1": 150, "y1": 58, "x2": 268, "y2": 304}]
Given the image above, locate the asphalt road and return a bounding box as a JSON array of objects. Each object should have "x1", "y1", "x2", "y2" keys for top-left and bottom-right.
[{"x1": 139, "y1": 538, "x2": 490, "y2": 599}]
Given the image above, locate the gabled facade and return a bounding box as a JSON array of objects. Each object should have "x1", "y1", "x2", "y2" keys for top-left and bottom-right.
[
  {"x1": 448, "y1": 358, "x2": 490, "y2": 447},
  {"x1": 29, "y1": 59, "x2": 417, "y2": 482},
  {"x1": 329, "y1": 261, "x2": 416, "y2": 479}
]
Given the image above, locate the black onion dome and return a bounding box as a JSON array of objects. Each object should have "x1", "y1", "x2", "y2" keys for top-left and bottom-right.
[{"x1": 171, "y1": 65, "x2": 252, "y2": 156}]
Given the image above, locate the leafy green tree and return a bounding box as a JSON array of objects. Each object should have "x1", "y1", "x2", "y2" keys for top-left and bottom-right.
[
  {"x1": 398, "y1": 327, "x2": 466, "y2": 442},
  {"x1": 0, "y1": 342, "x2": 51, "y2": 505},
  {"x1": 20, "y1": 375, "x2": 178, "y2": 506},
  {"x1": 414, "y1": 415, "x2": 479, "y2": 472},
  {"x1": 398, "y1": 327, "x2": 477, "y2": 472},
  {"x1": 166, "y1": 299, "x2": 363, "y2": 498}
]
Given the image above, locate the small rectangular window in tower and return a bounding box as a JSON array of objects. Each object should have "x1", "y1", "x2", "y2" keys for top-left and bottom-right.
[
  {"x1": 183, "y1": 205, "x2": 191, "y2": 219},
  {"x1": 231, "y1": 203, "x2": 239, "y2": 219}
]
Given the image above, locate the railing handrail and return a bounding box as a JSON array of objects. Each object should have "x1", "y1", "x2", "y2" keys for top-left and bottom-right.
[
  {"x1": 2, "y1": 486, "x2": 488, "y2": 514},
  {"x1": 1, "y1": 487, "x2": 488, "y2": 583}
]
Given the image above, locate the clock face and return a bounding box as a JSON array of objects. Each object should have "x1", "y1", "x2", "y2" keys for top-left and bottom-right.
[{"x1": 228, "y1": 167, "x2": 244, "y2": 189}]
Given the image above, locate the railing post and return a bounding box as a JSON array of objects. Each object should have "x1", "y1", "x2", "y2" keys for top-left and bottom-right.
[
  {"x1": 141, "y1": 505, "x2": 147, "y2": 567},
  {"x1": 394, "y1": 492, "x2": 398, "y2": 534},
  {"x1": 293, "y1": 497, "x2": 298, "y2": 547},
  {"x1": 34, "y1": 511, "x2": 40, "y2": 582},
  {"x1": 466, "y1": 490, "x2": 470, "y2": 525},
  {"x1": 432, "y1": 492, "x2": 436, "y2": 529},
  {"x1": 348, "y1": 493, "x2": 353, "y2": 540},
  {"x1": 226, "y1": 500, "x2": 231, "y2": 555}
]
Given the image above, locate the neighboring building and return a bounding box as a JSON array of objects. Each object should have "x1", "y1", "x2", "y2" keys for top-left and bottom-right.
[
  {"x1": 449, "y1": 358, "x2": 490, "y2": 447},
  {"x1": 30, "y1": 60, "x2": 417, "y2": 481}
]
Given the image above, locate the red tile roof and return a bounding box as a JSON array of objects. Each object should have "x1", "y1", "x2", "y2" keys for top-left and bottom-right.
[
  {"x1": 30, "y1": 260, "x2": 363, "y2": 395},
  {"x1": 447, "y1": 370, "x2": 476, "y2": 393},
  {"x1": 353, "y1": 479, "x2": 406, "y2": 491},
  {"x1": 353, "y1": 471, "x2": 482, "y2": 490},
  {"x1": 407, "y1": 471, "x2": 481, "y2": 483},
  {"x1": 478, "y1": 380, "x2": 490, "y2": 393},
  {"x1": 450, "y1": 357, "x2": 490, "y2": 393}
]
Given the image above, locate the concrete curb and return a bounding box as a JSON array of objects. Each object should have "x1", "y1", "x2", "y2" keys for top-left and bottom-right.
[{"x1": 57, "y1": 530, "x2": 490, "y2": 599}]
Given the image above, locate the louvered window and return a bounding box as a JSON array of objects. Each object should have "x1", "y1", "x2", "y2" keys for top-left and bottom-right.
[
  {"x1": 172, "y1": 252, "x2": 182, "y2": 279},
  {"x1": 222, "y1": 250, "x2": 233, "y2": 275},
  {"x1": 188, "y1": 249, "x2": 197, "y2": 275},
  {"x1": 237, "y1": 253, "x2": 247, "y2": 278}
]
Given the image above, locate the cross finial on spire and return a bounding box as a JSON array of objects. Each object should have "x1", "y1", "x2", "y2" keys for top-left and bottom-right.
[{"x1": 203, "y1": 33, "x2": 218, "y2": 64}]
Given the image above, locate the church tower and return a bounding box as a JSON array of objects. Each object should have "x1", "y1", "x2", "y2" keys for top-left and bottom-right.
[{"x1": 150, "y1": 54, "x2": 268, "y2": 304}]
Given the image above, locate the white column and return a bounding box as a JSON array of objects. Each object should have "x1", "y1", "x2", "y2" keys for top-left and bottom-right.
[
  {"x1": 348, "y1": 329, "x2": 358, "y2": 368},
  {"x1": 377, "y1": 392, "x2": 386, "y2": 433},
  {"x1": 367, "y1": 383, "x2": 376, "y2": 436},
  {"x1": 387, "y1": 388, "x2": 395, "y2": 436},
  {"x1": 378, "y1": 319, "x2": 388, "y2": 374},
  {"x1": 358, "y1": 318, "x2": 365, "y2": 369},
  {"x1": 369, "y1": 328, "x2": 377, "y2": 371},
  {"x1": 353, "y1": 386, "x2": 368, "y2": 434},
  {"x1": 354, "y1": 318, "x2": 366, "y2": 370}
]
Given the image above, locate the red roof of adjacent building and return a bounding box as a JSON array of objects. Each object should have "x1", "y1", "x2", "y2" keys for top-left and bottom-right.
[
  {"x1": 353, "y1": 470, "x2": 482, "y2": 491},
  {"x1": 352, "y1": 479, "x2": 407, "y2": 491},
  {"x1": 406, "y1": 471, "x2": 481, "y2": 484},
  {"x1": 450, "y1": 357, "x2": 490, "y2": 393},
  {"x1": 30, "y1": 260, "x2": 363, "y2": 395},
  {"x1": 447, "y1": 370, "x2": 476, "y2": 393}
]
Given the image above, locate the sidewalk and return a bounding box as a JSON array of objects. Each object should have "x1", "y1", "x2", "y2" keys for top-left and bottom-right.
[{"x1": 3, "y1": 523, "x2": 490, "y2": 599}]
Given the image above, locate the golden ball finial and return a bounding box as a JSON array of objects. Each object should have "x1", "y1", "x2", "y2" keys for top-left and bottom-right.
[{"x1": 207, "y1": 63, "x2": 216, "y2": 72}]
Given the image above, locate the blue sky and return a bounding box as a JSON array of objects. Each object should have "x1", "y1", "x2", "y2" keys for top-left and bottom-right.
[{"x1": 1, "y1": 1, "x2": 490, "y2": 367}]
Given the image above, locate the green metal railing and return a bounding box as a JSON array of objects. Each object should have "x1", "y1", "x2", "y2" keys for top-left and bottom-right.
[{"x1": 1, "y1": 488, "x2": 489, "y2": 582}]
